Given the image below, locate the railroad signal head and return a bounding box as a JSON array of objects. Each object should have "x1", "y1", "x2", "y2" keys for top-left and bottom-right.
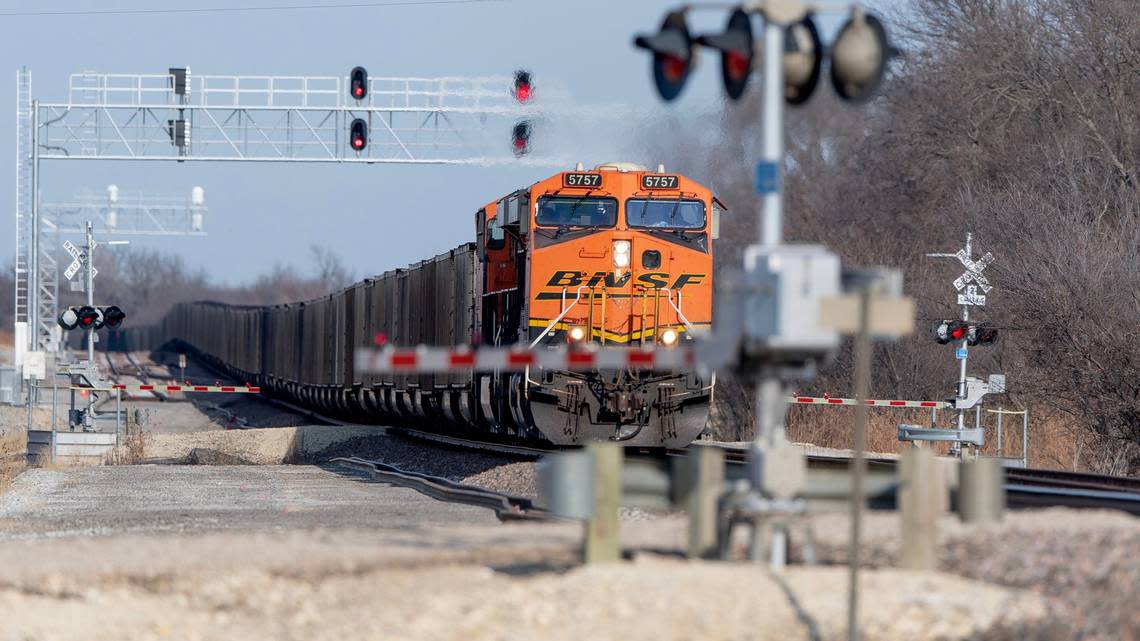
[
  {"x1": 513, "y1": 70, "x2": 533, "y2": 103},
  {"x1": 697, "y1": 8, "x2": 754, "y2": 101},
  {"x1": 103, "y1": 305, "x2": 126, "y2": 329},
  {"x1": 58, "y1": 307, "x2": 79, "y2": 331},
  {"x1": 511, "y1": 120, "x2": 531, "y2": 156},
  {"x1": 349, "y1": 118, "x2": 368, "y2": 151},
  {"x1": 350, "y1": 66, "x2": 368, "y2": 100},
  {"x1": 634, "y1": 10, "x2": 696, "y2": 102},
  {"x1": 783, "y1": 16, "x2": 824, "y2": 105},
  {"x1": 932, "y1": 319, "x2": 969, "y2": 344},
  {"x1": 76, "y1": 305, "x2": 99, "y2": 329},
  {"x1": 967, "y1": 324, "x2": 998, "y2": 346},
  {"x1": 830, "y1": 10, "x2": 890, "y2": 103}
]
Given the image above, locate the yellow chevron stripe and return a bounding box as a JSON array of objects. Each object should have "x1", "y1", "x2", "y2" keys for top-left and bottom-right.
[{"x1": 527, "y1": 319, "x2": 711, "y2": 344}]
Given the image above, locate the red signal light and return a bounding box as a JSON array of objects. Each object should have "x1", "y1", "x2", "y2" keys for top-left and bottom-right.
[
  {"x1": 513, "y1": 70, "x2": 532, "y2": 103},
  {"x1": 349, "y1": 118, "x2": 367, "y2": 152},
  {"x1": 948, "y1": 325, "x2": 968, "y2": 341},
  {"x1": 349, "y1": 66, "x2": 368, "y2": 101}
]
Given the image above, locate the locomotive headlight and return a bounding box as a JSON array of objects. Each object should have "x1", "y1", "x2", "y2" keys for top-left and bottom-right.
[
  {"x1": 659, "y1": 328, "x2": 679, "y2": 346},
  {"x1": 567, "y1": 325, "x2": 587, "y2": 343},
  {"x1": 612, "y1": 240, "x2": 631, "y2": 269}
]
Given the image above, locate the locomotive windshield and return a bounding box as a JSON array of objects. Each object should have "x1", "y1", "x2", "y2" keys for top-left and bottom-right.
[
  {"x1": 536, "y1": 196, "x2": 618, "y2": 228},
  {"x1": 626, "y1": 199, "x2": 706, "y2": 229}
]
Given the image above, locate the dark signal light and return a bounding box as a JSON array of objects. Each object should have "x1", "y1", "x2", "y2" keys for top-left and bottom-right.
[
  {"x1": 103, "y1": 305, "x2": 126, "y2": 329},
  {"x1": 349, "y1": 66, "x2": 368, "y2": 101},
  {"x1": 349, "y1": 118, "x2": 367, "y2": 151},
  {"x1": 511, "y1": 120, "x2": 531, "y2": 156}
]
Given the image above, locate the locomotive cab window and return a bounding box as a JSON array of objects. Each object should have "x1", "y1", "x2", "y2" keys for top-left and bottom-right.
[
  {"x1": 486, "y1": 217, "x2": 506, "y2": 250},
  {"x1": 536, "y1": 196, "x2": 617, "y2": 228},
  {"x1": 626, "y1": 199, "x2": 706, "y2": 230}
]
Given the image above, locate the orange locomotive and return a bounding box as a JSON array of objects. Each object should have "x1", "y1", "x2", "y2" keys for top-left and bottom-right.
[
  {"x1": 479, "y1": 162, "x2": 722, "y2": 445},
  {"x1": 138, "y1": 162, "x2": 722, "y2": 448}
]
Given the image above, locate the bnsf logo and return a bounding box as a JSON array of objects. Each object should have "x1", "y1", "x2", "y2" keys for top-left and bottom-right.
[{"x1": 545, "y1": 270, "x2": 706, "y2": 289}]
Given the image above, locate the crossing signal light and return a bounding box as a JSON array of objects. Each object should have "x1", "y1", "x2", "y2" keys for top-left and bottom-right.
[
  {"x1": 511, "y1": 120, "x2": 531, "y2": 156},
  {"x1": 697, "y1": 8, "x2": 753, "y2": 101},
  {"x1": 350, "y1": 66, "x2": 368, "y2": 100},
  {"x1": 634, "y1": 10, "x2": 696, "y2": 102},
  {"x1": 76, "y1": 306, "x2": 100, "y2": 329},
  {"x1": 103, "y1": 305, "x2": 126, "y2": 329},
  {"x1": 783, "y1": 16, "x2": 824, "y2": 105},
  {"x1": 967, "y1": 324, "x2": 998, "y2": 346},
  {"x1": 932, "y1": 319, "x2": 968, "y2": 344},
  {"x1": 830, "y1": 11, "x2": 890, "y2": 103},
  {"x1": 349, "y1": 118, "x2": 367, "y2": 151},
  {"x1": 513, "y1": 70, "x2": 532, "y2": 103}
]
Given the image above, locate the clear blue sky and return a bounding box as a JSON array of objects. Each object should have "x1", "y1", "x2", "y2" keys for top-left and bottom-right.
[{"x1": 1, "y1": 0, "x2": 908, "y2": 286}]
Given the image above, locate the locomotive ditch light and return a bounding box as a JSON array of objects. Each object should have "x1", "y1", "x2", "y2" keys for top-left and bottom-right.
[
  {"x1": 696, "y1": 8, "x2": 754, "y2": 101},
  {"x1": 513, "y1": 70, "x2": 533, "y2": 103},
  {"x1": 349, "y1": 118, "x2": 368, "y2": 151},
  {"x1": 511, "y1": 120, "x2": 532, "y2": 157},
  {"x1": 103, "y1": 305, "x2": 126, "y2": 329},
  {"x1": 830, "y1": 9, "x2": 890, "y2": 103},
  {"x1": 349, "y1": 66, "x2": 368, "y2": 101},
  {"x1": 58, "y1": 307, "x2": 79, "y2": 331},
  {"x1": 659, "y1": 328, "x2": 679, "y2": 347},
  {"x1": 567, "y1": 325, "x2": 587, "y2": 344},
  {"x1": 76, "y1": 305, "x2": 99, "y2": 329},
  {"x1": 634, "y1": 10, "x2": 696, "y2": 102},
  {"x1": 783, "y1": 15, "x2": 823, "y2": 105}
]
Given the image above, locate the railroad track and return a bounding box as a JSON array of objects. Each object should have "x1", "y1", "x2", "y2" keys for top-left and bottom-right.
[
  {"x1": 175, "y1": 353, "x2": 1140, "y2": 515},
  {"x1": 332, "y1": 456, "x2": 548, "y2": 521}
]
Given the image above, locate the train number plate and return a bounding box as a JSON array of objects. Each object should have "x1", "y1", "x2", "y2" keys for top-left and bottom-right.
[
  {"x1": 563, "y1": 173, "x2": 602, "y2": 188},
  {"x1": 641, "y1": 174, "x2": 679, "y2": 189}
]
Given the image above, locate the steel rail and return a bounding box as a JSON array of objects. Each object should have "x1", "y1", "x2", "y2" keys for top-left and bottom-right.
[{"x1": 332, "y1": 456, "x2": 549, "y2": 522}]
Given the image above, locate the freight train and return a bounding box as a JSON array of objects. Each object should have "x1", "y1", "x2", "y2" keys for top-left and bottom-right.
[{"x1": 125, "y1": 163, "x2": 724, "y2": 447}]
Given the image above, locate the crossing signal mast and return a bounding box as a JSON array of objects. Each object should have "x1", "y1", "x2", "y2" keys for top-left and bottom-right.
[{"x1": 912, "y1": 232, "x2": 1005, "y2": 455}]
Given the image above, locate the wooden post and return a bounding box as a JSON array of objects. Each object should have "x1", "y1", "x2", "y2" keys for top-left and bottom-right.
[
  {"x1": 899, "y1": 447, "x2": 938, "y2": 570},
  {"x1": 584, "y1": 442, "x2": 622, "y2": 563},
  {"x1": 677, "y1": 446, "x2": 724, "y2": 559},
  {"x1": 958, "y1": 458, "x2": 1004, "y2": 523}
]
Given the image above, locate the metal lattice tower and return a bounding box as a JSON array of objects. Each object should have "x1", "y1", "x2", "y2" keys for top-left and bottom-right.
[{"x1": 13, "y1": 68, "x2": 33, "y2": 353}]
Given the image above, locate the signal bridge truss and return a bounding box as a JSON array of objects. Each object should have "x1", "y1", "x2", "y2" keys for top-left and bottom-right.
[{"x1": 39, "y1": 70, "x2": 544, "y2": 164}]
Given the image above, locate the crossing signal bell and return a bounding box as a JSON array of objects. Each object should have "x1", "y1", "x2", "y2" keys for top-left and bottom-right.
[
  {"x1": 634, "y1": 11, "x2": 696, "y2": 102},
  {"x1": 350, "y1": 66, "x2": 368, "y2": 100},
  {"x1": 513, "y1": 70, "x2": 532, "y2": 103},
  {"x1": 350, "y1": 118, "x2": 367, "y2": 151}
]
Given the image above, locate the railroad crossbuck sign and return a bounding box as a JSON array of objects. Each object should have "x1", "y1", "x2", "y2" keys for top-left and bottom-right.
[
  {"x1": 62, "y1": 240, "x2": 96, "y2": 281},
  {"x1": 952, "y1": 247, "x2": 993, "y2": 307}
]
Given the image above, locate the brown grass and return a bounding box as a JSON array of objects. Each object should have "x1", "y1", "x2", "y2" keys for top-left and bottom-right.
[
  {"x1": 0, "y1": 430, "x2": 26, "y2": 493},
  {"x1": 786, "y1": 404, "x2": 1082, "y2": 470}
]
